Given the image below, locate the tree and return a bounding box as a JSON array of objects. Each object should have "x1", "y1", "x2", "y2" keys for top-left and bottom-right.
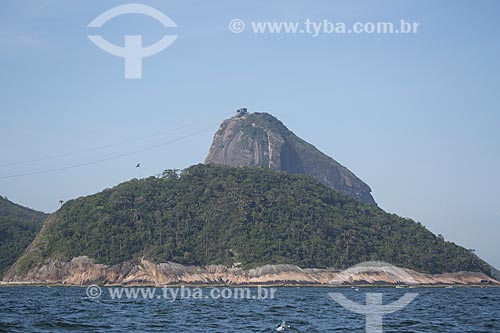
[{"x1": 161, "y1": 169, "x2": 180, "y2": 179}]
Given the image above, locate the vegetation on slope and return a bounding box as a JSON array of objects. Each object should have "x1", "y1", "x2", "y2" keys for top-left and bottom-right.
[
  {"x1": 13, "y1": 164, "x2": 490, "y2": 276},
  {"x1": 0, "y1": 196, "x2": 48, "y2": 277}
]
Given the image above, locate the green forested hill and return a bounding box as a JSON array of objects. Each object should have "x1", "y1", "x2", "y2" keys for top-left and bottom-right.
[
  {"x1": 12, "y1": 164, "x2": 490, "y2": 276},
  {"x1": 0, "y1": 196, "x2": 48, "y2": 277}
]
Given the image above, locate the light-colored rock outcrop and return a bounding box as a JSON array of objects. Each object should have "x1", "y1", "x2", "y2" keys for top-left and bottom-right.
[{"x1": 3, "y1": 257, "x2": 498, "y2": 286}]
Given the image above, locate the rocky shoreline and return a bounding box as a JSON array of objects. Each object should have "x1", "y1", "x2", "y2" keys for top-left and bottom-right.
[{"x1": 2, "y1": 257, "x2": 499, "y2": 287}]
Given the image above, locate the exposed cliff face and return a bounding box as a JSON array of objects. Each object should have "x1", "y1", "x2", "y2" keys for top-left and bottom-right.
[
  {"x1": 205, "y1": 113, "x2": 376, "y2": 205},
  {"x1": 3, "y1": 257, "x2": 498, "y2": 286}
]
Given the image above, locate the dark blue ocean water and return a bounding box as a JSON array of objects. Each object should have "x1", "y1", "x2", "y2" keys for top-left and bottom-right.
[{"x1": 0, "y1": 286, "x2": 499, "y2": 332}]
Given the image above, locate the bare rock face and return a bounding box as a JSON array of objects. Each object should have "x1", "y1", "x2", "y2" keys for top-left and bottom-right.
[
  {"x1": 3, "y1": 257, "x2": 498, "y2": 286},
  {"x1": 205, "y1": 112, "x2": 376, "y2": 205}
]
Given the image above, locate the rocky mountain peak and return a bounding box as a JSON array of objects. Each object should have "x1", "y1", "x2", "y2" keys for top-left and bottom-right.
[{"x1": 205, "y1": 112, "x2": 376, "y2": 205}]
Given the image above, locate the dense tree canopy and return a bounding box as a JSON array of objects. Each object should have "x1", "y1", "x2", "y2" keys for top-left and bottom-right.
[
  {"x1": 0, "y1": 196, "x2": 47, "y2": 277},
  {"x1": 14, "y1": 164, "x2": 490, "y2": 276}
]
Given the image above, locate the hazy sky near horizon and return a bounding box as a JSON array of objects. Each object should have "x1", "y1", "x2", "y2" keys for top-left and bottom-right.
[{"x1": 1, "y1": 0, "x2": 499, "y2": 268}]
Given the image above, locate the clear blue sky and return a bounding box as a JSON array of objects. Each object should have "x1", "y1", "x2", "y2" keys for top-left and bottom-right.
[{"x1": 1, "y1": 0, "x2": 499, "y2": 268}]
